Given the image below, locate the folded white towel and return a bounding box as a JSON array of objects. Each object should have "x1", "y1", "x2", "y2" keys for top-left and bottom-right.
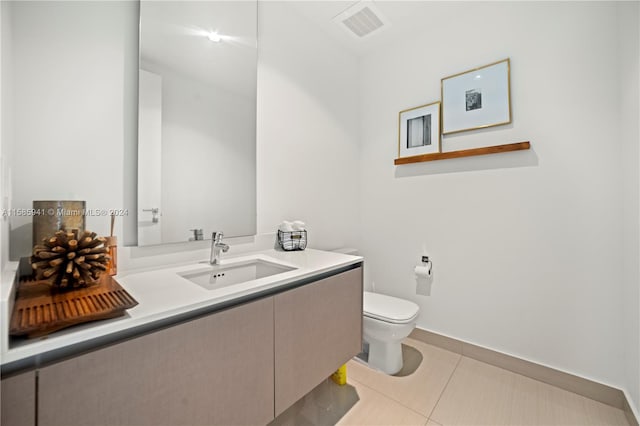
[
  {"x1": 292, "y1": 220, "x2": 306, "y2": 231},
  {"x1": 278, "y1": 221, "x2": 294, "y2": 232}
]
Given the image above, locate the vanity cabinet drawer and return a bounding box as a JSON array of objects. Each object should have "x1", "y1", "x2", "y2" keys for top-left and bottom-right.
[
  {"x1": 1, "y1": 370, "x2": 36, "y2": 426},
  {"x1": 37, "y1": 297, "x2": 275, "y2": 426},
  {"x1": 274, "y1": 267, "x2": 363, "y2": 416}
]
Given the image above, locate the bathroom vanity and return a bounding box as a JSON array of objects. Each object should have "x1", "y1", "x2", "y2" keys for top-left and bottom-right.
[{"x1": 0, "y1": 249, "x2": 363, "y2": 426}]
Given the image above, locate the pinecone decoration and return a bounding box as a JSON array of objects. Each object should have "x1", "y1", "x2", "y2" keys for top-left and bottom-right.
[{"x1": 31, "y1": 229, "x2": 111, "y2": 290}]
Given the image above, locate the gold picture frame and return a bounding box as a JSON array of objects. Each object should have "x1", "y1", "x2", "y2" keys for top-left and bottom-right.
[
  {"x1": 441, "y1": 58, "x2": 512, "y2": 135},
  {"x1": 397, "y1": 101, "x2": 441, "y2": 160}
]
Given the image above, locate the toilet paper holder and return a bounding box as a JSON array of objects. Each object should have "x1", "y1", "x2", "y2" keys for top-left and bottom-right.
[{"x1": 420, "y1": 256, "x2": 432, "y2": 275}]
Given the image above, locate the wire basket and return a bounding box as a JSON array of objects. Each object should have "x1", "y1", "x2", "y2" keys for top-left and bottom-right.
[{"x1": 278, "y1": 230, "x2": 307, "y2": 251}]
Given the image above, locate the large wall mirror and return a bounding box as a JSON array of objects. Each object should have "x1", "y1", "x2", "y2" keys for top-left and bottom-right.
[{"x1": 137, "y1": 1, "x2": 257, "y2": 246}]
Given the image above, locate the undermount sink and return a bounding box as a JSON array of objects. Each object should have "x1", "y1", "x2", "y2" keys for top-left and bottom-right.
[{"x1": 178, "y1": 258, "x2": 297, "y2": 290}]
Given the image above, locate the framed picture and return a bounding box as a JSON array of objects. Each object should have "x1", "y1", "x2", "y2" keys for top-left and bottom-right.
[
  {"x1": 398, "y1": 101, "x2": 441, "y2": 159},
  {"x1": 441, "y1": 58, "x2": 511, "y2": 135}
]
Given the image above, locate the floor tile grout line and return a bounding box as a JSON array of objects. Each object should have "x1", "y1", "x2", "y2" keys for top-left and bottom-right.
[
  {"x1": 425, "y1": 418, "x2": 442, "y2": 426},
  {"x1": 348, "y1": 342, "x2": 465, "y2": 420},
  {"x1": 351, "y1": 350, "x2": 630, "y2": 426},
  {"x1": 425, "y1": 352, "x2": 464, "y2": 422},
  {"x1": 347, "y1": 376, "x2": 431, "y2": 420}
]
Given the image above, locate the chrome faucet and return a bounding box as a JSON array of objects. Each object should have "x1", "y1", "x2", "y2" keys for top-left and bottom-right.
[{"x1": 210, "y1": 231, "x2": 230, "y2": 264}]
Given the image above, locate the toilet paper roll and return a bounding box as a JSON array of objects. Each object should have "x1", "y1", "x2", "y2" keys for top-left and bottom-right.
[{"x1": 414, "y1": 264, "x2": 432, "y2": 278}]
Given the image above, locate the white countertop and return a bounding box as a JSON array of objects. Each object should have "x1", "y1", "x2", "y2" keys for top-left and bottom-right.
[{"x1": 1, "y1": 248, "x2": 362, "y2": 370}]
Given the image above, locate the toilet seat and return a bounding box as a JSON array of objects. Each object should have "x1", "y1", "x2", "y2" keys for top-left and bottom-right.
[{"x1": 363, "y1": 291, "x2": 419, "y2": 324}]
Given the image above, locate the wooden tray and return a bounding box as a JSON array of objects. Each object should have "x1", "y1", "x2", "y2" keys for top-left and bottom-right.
[{"x1": 10, "y1": 269, "x2": 139, "y2": 338}]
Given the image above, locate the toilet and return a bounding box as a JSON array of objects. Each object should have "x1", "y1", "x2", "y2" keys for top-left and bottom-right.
[
  {"x1": 332, "y1": 248, "x2": 420, "y2": 375},
  {"x1": 363, "y1": 291, "x2": 419, "y2": 375}
]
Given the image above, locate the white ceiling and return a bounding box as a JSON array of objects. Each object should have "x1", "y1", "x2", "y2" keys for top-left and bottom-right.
[
  {"x1": 283, "y1": 1, "x2": 444, "y2": 58},
  {"x1": 139, "y1": 1, "x2": 447, "y2": 95}
]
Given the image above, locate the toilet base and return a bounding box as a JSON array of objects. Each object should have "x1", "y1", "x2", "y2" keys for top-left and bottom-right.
[{"x1": 366, "y1": 338, "x2": 404, "y2": 375}]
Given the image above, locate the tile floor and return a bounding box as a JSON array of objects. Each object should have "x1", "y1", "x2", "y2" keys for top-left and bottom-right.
[{"x1": 269, "y1": 337, "x2": 630, "y2": 426}]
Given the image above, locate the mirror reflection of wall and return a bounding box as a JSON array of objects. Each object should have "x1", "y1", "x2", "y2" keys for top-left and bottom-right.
[{"x1": 138, "y1": 1, "x2": 257, "y2": 246}]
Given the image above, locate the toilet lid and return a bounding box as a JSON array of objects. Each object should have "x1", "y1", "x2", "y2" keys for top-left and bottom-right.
[{"x1": 363, "y1": 291, "x2": 420, "y2": 324}]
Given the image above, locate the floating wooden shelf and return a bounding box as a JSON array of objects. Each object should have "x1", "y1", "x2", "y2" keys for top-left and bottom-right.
[{"x1": 394, "y1": 141, "x2": 530, "y2": 165}]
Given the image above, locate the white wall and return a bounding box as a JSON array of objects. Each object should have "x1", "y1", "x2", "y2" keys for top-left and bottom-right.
[
  {"x1": 620, "y1": 1, "x2": 640, "y2": 413},
  {"x1": 0, "y1": 1, "x2": 11, "y2": 272},
  {"x1": 7, "y1": 1, "x2": 138, "y2": 258},
  {"x1": 358, "y1": 1, "x2": 627, "y2": 390},
  {"x1": 256, "y1": 2, "x2": 360, "y2": 249}
]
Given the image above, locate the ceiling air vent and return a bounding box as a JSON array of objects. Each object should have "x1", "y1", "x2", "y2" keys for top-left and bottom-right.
[{"x1": 333, "y1": 1, "x2": 389, "y2": 40}]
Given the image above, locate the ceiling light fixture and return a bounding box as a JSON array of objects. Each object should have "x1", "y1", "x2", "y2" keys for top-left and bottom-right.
[{"x1": 207, "y1": 32, "x2": 222, "y2": 43}]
